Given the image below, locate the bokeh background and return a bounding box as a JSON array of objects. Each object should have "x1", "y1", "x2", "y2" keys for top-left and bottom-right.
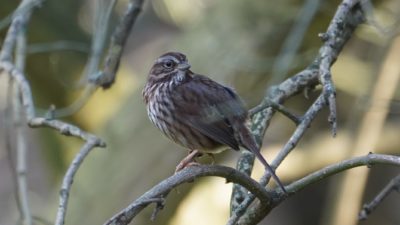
[{"x1": 1, "y1": 0, "x2": 400, "y2": 225}]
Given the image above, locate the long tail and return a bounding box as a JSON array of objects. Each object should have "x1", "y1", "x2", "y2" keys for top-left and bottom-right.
[
  {"x1": 249, "y1": 146, "x2": 287, "y2": 194},
  {"x1": 237, "y1": 125, "x2": 287, "y2": 194}
]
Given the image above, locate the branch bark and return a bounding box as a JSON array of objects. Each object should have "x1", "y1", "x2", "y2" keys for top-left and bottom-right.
[
  {"x1": 103, "y1": 153, "x2": 400, "y2": 225},
  {"x1": 237, "y1": 153, "x2": 400, "y2": 225},
  {"x1": 230, "y1": 0, "x2": 365, "y2": 221},
  {"x1": 54, "y1": 140, "x2": 102, "y2": 225},
  {"x1": 90, "y1": 0, "x2": 145, "y2": 88},
  {"x1": 0, "y1": 2, "x2": 107, "y2": 225},
  {"x1": 103, "y1": 165, "x2": 274, "y2": 225},
  {"x1": 359, "y1": 174, "x2": 400, "y2": 220},
  {"x1": 49, "y1": 0, "x2": 145, "y2": 118}
]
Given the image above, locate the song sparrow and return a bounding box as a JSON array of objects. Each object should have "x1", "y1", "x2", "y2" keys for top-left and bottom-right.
[{"x1": 143, "y1": 52, "x2": 285, "y2": 192}]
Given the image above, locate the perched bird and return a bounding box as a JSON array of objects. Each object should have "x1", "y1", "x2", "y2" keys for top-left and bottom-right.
[{"x1": 143, "y1": 52, "x2": 285, "y2": 192}]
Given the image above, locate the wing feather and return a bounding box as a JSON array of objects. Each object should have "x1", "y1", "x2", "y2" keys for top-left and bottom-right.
[{"x1": 172, "y1": 74, "x2": 247, "y2": 150}]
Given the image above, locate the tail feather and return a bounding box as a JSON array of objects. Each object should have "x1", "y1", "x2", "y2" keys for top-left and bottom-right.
[
  {"x1": 238, "y1": 125, "x2": 287, "y2": 193},
  {"x1": 250, "y1": 147, "x2": 287, "y2": 194}
]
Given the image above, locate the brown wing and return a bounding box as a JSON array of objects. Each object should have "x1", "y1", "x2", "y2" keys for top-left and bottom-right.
[{"x1": 171, "y1": 74, "x2": 247, "y2": 150}]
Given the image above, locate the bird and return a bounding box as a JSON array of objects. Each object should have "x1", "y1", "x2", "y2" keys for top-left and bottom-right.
[{"x1": 142, "y1": 51, "x2": 286, "y2": 192}]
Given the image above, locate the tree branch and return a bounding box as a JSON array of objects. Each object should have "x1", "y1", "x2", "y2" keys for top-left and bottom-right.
[
  {"x1": 13, "y1": 8, "x2": 32, "y2": 225},
  {"x1": 90, "y1": 0, "x2": 145, "y2": 88},
  {"x1": 0, "y1": 3, "x2": 106, "y2": 225},
  {"x1": 49, "y1": 0, "x2": 145, "y2": 118},
  {"x1": 286, "y1": 154, "x2": 400, "y2": 193},
  {"x1": 0, "y1": 60, "x2": 106, "y2": 225},
  {"x1": 228, "y1": 94, "x2": 327, "y2": 224},
  {"x1": 0, "y1": 1, "x2": 40, "y2": 225},
  {"x1": 54, "y1": 140, "x2": 102, "y2": 225},
  {"x1": 359, "y1": 173, "x2": 400, "y2": 220},
  {"x1": 237, "y1": 153, "x2": 400, "y2": 225},
  {"x1": 317, "y1": 0, "x2": 364, "y2": 136},
  {"x1": 104, "y1": 152, "x2": 400, "y2": 225},
  {"x1": 230, "y1": 0, "x2": 365, "y2": 221},
  {"x1": 28, "y1": 117, "x2": 105, "y2": 144},
  {"x1": 103, "y1": 165, "x2": 274, "y2": 225}
]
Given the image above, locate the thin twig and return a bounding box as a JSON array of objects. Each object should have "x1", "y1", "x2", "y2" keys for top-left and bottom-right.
[
  {"x1": 49, "y1": 0, "x2": 117, "y2": 118},
  {"x1": 28, "y1": 117, "x2": 106, "y2": 145},
  {"x1": 83, "y1": 0, "x2": 117, "y2": 83},
  {"x1": 48, "y1": 85, "x2": 97, "y2": 118},
  {"x1": 90, "y1": 0, "x2": 145, "y2": 88},
  {"x1": 271, "y1": 95, "x2": 326, "y2": 169},
  {"x1": 318, "y1": 0, "x2": 364, "y2": 136},
  {"x1": 150, "y1": 197, "x2": 166, "y2": 221},
  {"x1": 54, "y1": 140, "x2": 101, "y2": 225},
  {"x1": 249, "y1": 99, "x2": 301, "y2": 125},
  {"x1": 359, "y1": 174, "x2": 400, "y2": 220}
]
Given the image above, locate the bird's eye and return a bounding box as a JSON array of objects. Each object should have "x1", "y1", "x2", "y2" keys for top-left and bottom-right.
[{"x1": 163, "y1": 60, "x2": 174, "y2": 68}]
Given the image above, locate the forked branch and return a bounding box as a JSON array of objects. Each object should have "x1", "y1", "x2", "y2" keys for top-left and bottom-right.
[
  {"x1": 103, "y1": 165, "x2": 273, "y2": 225},
  {"x1": 230, "y1": 0, "x2": 365, "y2": 221},
  {"x1": 103, "y1": 153, "x2": 400, "y2": 225}
]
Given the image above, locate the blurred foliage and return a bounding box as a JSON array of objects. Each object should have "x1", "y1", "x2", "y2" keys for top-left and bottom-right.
[{"x1": 1, "y1": 0, "x2": 400, "y2": 225}]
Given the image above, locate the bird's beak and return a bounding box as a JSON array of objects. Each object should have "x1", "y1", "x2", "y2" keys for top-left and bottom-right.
[{"x1": 178, "y1": 62, "x2": 191, "y2": 71}]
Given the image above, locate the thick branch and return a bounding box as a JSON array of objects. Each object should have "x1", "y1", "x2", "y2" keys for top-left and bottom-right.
[
  {"x1": 237, "y1": 153, "x2": 400, "y2": 225},
  {"x1": 103, "y1": 165, "x2": 273, "y2": 225}
]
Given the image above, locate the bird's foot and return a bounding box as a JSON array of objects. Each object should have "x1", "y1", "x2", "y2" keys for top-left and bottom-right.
[{"x1": 175, "y1": 150, "x2": 202, "y2": 173}]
